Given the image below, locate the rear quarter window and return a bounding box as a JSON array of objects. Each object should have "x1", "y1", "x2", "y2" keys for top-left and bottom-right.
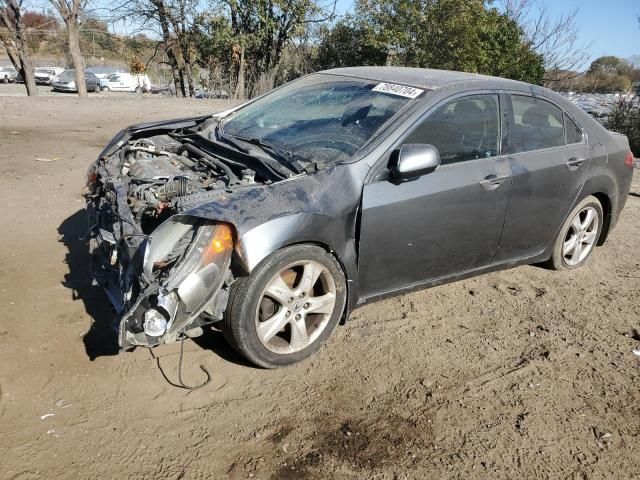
[{"x1": 565, "y1": 114, "x2": 583, "y2": 144}]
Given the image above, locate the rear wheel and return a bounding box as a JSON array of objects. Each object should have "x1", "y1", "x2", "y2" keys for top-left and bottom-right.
[
  {"x1": 548, "y1": 195, "x2": 603, "y2": 270},
  {"x1": 223, "y1": 245, "x2": 347, "y2": 368}
]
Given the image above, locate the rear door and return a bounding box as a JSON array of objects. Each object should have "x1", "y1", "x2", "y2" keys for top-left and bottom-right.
[
  {"x1": 494, "y1": 94, "x2": 591, "y2": 261},
  {"x1": 358, "y1": 93, "x2": 513, "y2": 299}
]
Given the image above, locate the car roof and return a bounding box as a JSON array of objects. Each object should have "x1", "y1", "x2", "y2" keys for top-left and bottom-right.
[{"x1": 320, "y1": 66, "x2": 531, "y2": 91}]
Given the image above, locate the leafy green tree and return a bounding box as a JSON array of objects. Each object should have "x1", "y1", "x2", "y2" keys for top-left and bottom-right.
[
  {"x1": 315, "y1": 19, "x2": 386, "y2": 69},
  {"x1": 318, "y1": 0, "x2": 544, "y2": 84},
  {"x1": 588, "y1": 56, "x2": 632, "y2": 76},
  {"x1": 220, "y1": 0, "x2": 336, "y2": 97},
  {"x1": 607, "y1": 98, "x2": 640, "y2": 156}
]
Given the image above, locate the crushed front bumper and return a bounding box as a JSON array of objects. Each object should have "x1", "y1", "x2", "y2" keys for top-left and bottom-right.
[{"x1": 86, "y1": 180, "x2": 233, "y2": 350}]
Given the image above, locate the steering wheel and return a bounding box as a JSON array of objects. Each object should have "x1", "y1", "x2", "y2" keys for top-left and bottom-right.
[{"x1": 458, "y1": 120, "x2": 487, "y2": 157}]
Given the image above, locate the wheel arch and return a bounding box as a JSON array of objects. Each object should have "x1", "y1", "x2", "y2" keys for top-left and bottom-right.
[
  {"x1": 235, "y1": 232, "x2": 358, "y2": 318},
  {"x1": 576, "y1": 170, "x2": 619, "y2": 246},
  {"x1": 185, "y1": 212, "x2": 360, "y2": 314},
  {"x1": 267, "y1": 239, "x2": 355, "y2": 320},
  {"x1": 590, "y1": 192, "x2": 612, "y2": 245}
]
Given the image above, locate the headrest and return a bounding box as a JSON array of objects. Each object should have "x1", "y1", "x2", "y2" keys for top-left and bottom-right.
[{"x1": 521, "y1": 106, "x2": 550, "y2": 127}]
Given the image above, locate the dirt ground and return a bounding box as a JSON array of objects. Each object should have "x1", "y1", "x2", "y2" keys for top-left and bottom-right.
[{"x1": 1, "y1": 96, "x2": 639, "y2": 480}]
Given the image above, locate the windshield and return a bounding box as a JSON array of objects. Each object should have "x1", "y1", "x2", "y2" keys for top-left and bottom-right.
[
  {"x1": 59, "y1": 70, "x2": 74, "y2": 81},
  {"x1": 220, "y1": 74, "x2": 421, "y2": 164}
]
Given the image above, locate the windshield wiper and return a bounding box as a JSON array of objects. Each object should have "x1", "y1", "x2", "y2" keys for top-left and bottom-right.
[
  {"x1": 215, "y1": 121, "x2": 303, "y2": 174},
  {"x1": 242, "y1": 137, "x2": 303, "y2": 174},
  {"x1": 206, "y1": 121, "x2": 292, "y2": 179}
]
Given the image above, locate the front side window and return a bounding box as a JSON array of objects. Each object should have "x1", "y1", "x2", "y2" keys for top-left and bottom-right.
[
  {"x1": 510, "y1": 95, "x2": 564, "y2": 153},
  {"x1": 403, "y1": 94, "x2": 500, "y2": 165}
]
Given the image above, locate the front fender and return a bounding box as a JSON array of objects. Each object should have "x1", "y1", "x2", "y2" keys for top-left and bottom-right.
[{"x1": 180, "y1": 164, "x2": 368, "y2": 309}]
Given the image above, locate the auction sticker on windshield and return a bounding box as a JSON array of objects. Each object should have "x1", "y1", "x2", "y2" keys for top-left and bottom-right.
[{"x1": 372, "y1": 83, "x2": 424, "y2": 98}]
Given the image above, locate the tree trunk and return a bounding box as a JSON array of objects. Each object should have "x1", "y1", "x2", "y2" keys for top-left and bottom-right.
[
  {"x1": 183, "y1": 66, "x2": 195, "y2": 96},
  {"x1": 234, "y1": 46, "x2": 245, "y2": 99},
  {"x1": 0, "y1": 2, "x2": 37, "y2": 96},
  {"x1": 152, "y1": 0, "x2": 184, "y2": 97},
  {"x1": 66, "y1": 19, "x2": 87, "y2": 97},
  {"x1": 18, "y1": 51, "x2": 37, "y2": 96}
]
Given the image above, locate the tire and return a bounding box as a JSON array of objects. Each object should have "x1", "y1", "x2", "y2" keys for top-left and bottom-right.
[
  {"x1": 135, "y1": 86, "x2": 142, "y2": 94},
  {"x1": 548, "y1": 195, "x2": 603, "y2": 270},
  {"x1": 1, "y1": 77, "x2": 7, "y2": 84},
  {"x1": 223, "y1": 245, "x2": 347, "y2": 368}
]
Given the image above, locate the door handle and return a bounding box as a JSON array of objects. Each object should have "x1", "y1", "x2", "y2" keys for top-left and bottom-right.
[
  {"x1": 479, "y1": 174, "x2": 510, "y2": 191},
  {"x1": 565, "y1": 158, "x2": 586, "y2": 170}
]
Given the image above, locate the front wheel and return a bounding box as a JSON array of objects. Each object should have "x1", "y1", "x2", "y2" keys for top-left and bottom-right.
[
  {"x1": 223, "y1": 245, "x2": 347, "y2": 368},
  {"x1": 548, "y1": 195, "x2": 603, "y2": 270}
]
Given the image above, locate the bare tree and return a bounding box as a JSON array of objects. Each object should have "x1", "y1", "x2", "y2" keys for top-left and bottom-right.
[
  {"x1": 48, "y1": 0, "x2": 88, "y2": 96},
  {"x1": 110, "y1": 0, "x2": 199, "y2": 97},
  {"x1": 0, "y1": 0, "x2": 37, "y2": 95},
  {"x1": 501, "y1": 0, "x2": 591, "y2": 86}
]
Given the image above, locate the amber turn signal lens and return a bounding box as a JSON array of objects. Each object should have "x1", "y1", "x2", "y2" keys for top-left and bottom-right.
[
  {"x1": 211, "y1": 225, "x2": 234, "y2": 253},
  {"x1": 202, "y1": 224, "x2": 234, "y2": 266}
]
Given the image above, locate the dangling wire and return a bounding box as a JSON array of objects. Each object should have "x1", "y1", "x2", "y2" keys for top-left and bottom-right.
[{"x1": 152, "y1": 335, "x2": 211, "y2": 391}]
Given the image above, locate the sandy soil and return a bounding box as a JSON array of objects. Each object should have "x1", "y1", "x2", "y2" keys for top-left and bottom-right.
[{"x1": 0, "y1": 96, "x2": 639, "y2": 480}]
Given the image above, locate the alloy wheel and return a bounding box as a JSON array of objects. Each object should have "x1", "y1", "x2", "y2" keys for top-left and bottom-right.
[
  {"x1": 562, "y1": 206, "x2": 599, "y2": 266},
  {"x1": 255, "y1": 260, "x2": 337, "y2": 354}
]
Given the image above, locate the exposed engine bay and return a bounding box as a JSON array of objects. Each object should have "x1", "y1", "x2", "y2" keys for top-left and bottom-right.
[
  {"x1": 84, "y1": 115, "x2": 306, "y2": 350},
  {"x1": 114, "y1": 131, "x2": 270, "y2": 234}
]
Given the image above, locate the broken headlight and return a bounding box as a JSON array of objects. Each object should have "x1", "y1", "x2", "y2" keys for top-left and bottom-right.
[
  {"x1": 141, "y1": 217, "x2": 233, "y2": 337},
  {"x1": 165, "y1": 222, "x2": 233, "y2": 312}
]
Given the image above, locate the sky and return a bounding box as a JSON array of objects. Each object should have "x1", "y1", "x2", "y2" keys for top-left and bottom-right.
[{"x1": 334, "y1": 0, "x2": 640, "y2": 67}]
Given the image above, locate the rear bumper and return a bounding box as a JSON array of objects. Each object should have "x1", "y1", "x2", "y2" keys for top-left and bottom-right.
[{"x1": 53, "y1": 85, "x2": 77, "y2": 92}]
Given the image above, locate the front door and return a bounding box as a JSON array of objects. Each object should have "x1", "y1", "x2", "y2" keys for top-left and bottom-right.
[
  {"x1": 494, "y1": 94, "x2": 591, "y2": 261},
  {"x1": 358, "y1": 93, "x2": 512, "y2": 299}
]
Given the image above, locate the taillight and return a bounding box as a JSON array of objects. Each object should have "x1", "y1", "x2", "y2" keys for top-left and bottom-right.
[{"x1": 625, "y1": 151, "x2": 634, "y2": 168}]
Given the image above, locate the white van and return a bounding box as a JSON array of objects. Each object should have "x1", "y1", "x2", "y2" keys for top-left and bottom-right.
[{"x1": 103, "y1": 73, "x2": 151, "y2": 93}]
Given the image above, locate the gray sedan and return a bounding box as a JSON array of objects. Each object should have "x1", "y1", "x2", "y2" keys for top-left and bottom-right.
[
  {"x1": 85, "y1": 67, "x2": 634, "y2": 368},
  {"x1": 52, "y1": 69, "x2": 100, "y2": 93}
]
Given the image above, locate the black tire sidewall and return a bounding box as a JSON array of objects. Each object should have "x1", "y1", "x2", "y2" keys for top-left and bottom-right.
[
  {"x1": 224, "y1": 245, "x2": 347, "y2": 368},
  {"x1": 552, "y1": 196, "x2": 603, "y2": 270}
]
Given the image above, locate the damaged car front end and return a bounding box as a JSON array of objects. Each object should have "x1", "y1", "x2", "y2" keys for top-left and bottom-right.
[
  {"x1": 84, "y1": 115, "x2": 257, "y2": 349},
  {"x1": 83, "y1": 72, "x2": 415, "y2": 357}
]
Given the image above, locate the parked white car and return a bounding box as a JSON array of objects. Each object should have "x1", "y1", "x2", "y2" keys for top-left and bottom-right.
[
  {"x1": 102, "y1": 73, "x2": 151, "y2": 93},
  {"x1": 1, "y1": 66, "x2": 18, "y2": 83},
  {"x1": 35, "y1": 67, "x2": 66, "y2": 85}
]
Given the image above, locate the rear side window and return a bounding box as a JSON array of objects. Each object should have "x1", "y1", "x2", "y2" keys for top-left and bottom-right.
[
  {"x1": 404, "y1": 94, "x2": 500, "y2": 165},
  {"x1": 510, "y1": 95, "x2": 564, "y2": 153},
  {"x1": 565, "y1": 114, "x2": 583, "y2": 144}
]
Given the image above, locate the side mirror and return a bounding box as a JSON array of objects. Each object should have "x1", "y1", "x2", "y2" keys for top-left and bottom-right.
[{"x1": 389, "y1": 144, "x2": 441, "y2": 180}]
